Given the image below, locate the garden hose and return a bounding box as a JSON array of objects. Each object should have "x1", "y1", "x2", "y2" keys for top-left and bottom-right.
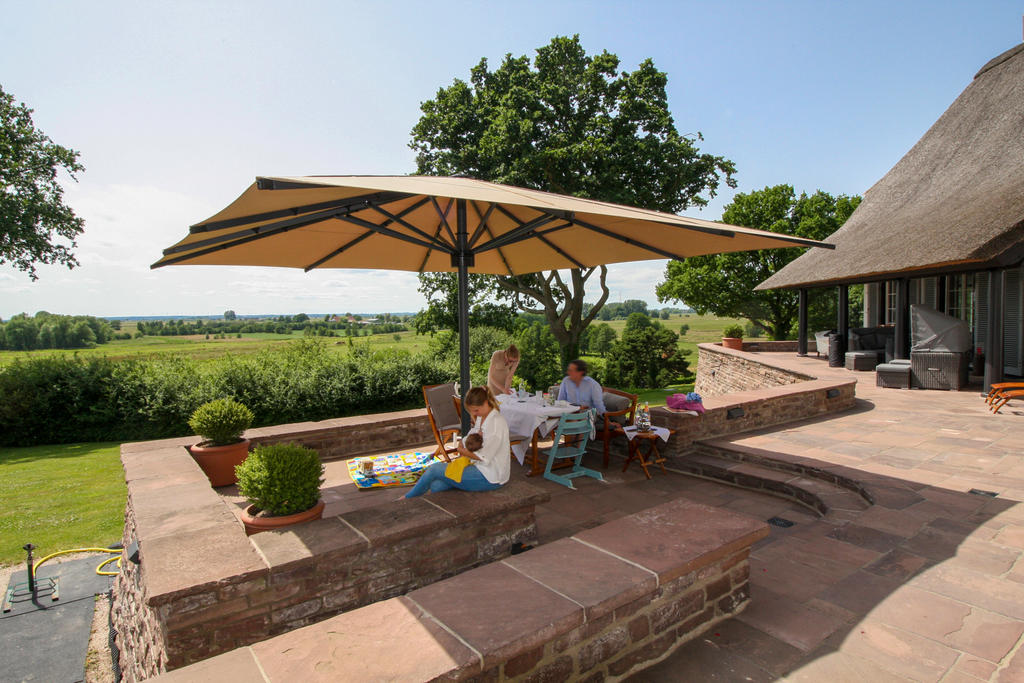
[{"x1": 31, "y1": 547, "x2": 123, "y2": 577}]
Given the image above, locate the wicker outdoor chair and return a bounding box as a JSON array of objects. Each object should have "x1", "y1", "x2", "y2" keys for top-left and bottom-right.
[{"x1": 910, "y1": 351, "x2": 969, "y2": 391}]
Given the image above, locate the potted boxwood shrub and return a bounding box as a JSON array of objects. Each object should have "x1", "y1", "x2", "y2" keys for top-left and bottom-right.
[
  {"x1": 187, "y1": 398, "x2": 254, "y2": 487},
  {"x1": 235, "y1": 443, "x2": 325, "y2": 535},
  {"x1": 722, "y1": 324, "x2": 744, "y2": 350}
]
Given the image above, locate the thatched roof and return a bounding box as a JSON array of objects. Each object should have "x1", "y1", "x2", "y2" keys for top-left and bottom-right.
[{"x1": 758, "y1": 43, "x2": 1024, "y2": 291}]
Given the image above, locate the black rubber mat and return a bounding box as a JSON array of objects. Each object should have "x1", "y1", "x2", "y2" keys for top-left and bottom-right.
[{"x1": 1, "y1": 557, "x2": 114, "y2": 683}]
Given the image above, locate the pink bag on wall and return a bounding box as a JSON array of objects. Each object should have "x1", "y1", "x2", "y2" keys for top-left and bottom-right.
[{"x1": 666, "y1": 394, "x2": 705, "y2": 413}]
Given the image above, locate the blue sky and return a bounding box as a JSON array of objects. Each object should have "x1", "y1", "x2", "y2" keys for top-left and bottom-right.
[{"x1": 1, "y1": 0, "x2": 1021, "y2": 317}]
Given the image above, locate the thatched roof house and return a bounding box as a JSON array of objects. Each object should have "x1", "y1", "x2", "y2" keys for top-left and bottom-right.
[
  {"x1": 758, "y1": 43, "x2": 1024, "y2": 384},
  {"x1": 759, "y1": 43, "x2": 1024, "y2": 289}
]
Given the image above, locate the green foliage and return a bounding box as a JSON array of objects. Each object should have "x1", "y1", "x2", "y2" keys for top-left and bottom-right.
[
  {"x1": 513, "y1": 323, "x2": 563, "y2": 391},
  {"x1": 0, "y1": 311, "x2": 114, "y2": 350},
  {"x1": 414, "y1": 273, "x2": 517, "y2": 335},
  {"x1": 235, "y1": 443, "x2": 324, "y2": 516},
  {"x1": 657, "y1": 184, "x2": 861, "y2": 340},
  {"x1": 411, "y1": 35, "x2": 736, "y2": 359},
  {"x1": 0, "y1": 340, "x2": 456, "y2": 447},
  {"x1": 426, "y1": 325, "x2": 513, "y2": 385},
  {"x1": 604, "y1": 315, "x2": 689, "y2": 389},
  {"x1": 580, "y1": 322, "x2": 617, "y2": 357},
  {"x1": 723, "y1": 324, "x2": 744, "y2": 339},
  {"x1": 679, "y1": 323, "x2": 689, "y2": 336},
  {"x1": 224, "y1": 310, "x2": 236, "y2": 320},
  {"x1": 0, "y1": 85, "x2": 85, "y2": 279},
  {"x1": 188, "y1": 398, "x2": 254, "y2": 446}
]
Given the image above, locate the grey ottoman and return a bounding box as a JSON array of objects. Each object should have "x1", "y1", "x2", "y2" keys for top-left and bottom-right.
[
  {"x1": 845, "y1": 351, "x2": 878, "y2": 371},
  {"x1": 876, "y1": 362, "x2": 911, "y2": 389}
]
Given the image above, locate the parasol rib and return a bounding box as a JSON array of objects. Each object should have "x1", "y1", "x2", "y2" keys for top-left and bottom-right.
[
  {"x1": 189, "y1": 191, "x2": 412, "y2": 234},
  {"x1": 333, "y1": 213, "x2": 455, "y2": 253},
  {"x1": 303, "y1": 231, "x2": 375, "y2": 271}
]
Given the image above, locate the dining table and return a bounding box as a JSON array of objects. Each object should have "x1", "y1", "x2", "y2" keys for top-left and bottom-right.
[{"x1": 496, "y1": 393, "x2": 583, "y2": 476}]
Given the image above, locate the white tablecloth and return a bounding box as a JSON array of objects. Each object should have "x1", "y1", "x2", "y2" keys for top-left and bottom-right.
[
  {"x1": 623, "y1": 425, "x2": 672, "y2": 442},
  {"x1": 497, "y1": 394, "x2": 581, "y2": 464}
]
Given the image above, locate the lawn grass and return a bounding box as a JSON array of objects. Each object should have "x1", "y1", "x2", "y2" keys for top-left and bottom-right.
[{"x1": 0, "y1": 442, "x2": 126, "y2": 566}]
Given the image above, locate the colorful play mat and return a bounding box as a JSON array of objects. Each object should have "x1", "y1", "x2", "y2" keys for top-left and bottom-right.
[{"x1": 347, "y1": 450, "x2": 442, "y2": 489}]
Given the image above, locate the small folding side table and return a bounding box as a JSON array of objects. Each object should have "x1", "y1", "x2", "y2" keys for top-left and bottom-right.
[{"x1": 622, "y1": 426, "x2": 676, "y2": 479}]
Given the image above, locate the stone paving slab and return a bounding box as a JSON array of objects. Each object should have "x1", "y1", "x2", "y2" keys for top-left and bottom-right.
[
  {"x1": 627, "y1": 352, "x2": 1024, "y2": 681},
  {"x1": 250, "y1": 596, "x2": 479, "y2": 682}
]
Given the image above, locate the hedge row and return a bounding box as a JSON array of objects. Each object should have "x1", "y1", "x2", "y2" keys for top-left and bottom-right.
[{"x1": 0, "y1": 340, "x2": 455, "y2": 447}]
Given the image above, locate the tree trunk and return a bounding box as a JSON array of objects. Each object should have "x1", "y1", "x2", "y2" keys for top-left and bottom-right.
[{"x1": 496, "y1": 266, "x2": 610, "y2": 365}]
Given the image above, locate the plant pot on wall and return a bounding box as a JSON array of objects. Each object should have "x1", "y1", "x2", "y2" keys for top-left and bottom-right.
[
  {"x1": 721, "y1": 325, "x2": 744, "y2": 350},
  {"x1": 187, "y1": 398, "x2": 255, "y2": 487},
  {"x1": 240, "y1": 500, "x2": 325, "y2": 536},
  {"x1": 235, "y1": 443, "x2": 326, "y2": 535},
  {"x1": 189, "y1": 439, "x2": 251, "y2": 487}
]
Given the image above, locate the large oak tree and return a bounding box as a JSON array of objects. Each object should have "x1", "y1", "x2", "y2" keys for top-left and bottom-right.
[
  {"x1": 656, "y1": 185, "x2": 861, "y2": 339},
  {"x1": 410, "y1": 35, "x2": 736, "y2": 361},
  {"x1": 0, "y1": 85, "x2": 84, "y2": 280}
]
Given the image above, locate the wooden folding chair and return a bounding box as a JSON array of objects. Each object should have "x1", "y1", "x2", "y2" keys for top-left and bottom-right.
[
  {"x1": 595, "y1": 388, "x2": 638, "y2": 468},
  {"x1": 991, "y1": 389, "x2": 1024, "y2": 414},
  {"x1": 423, "y1": 383, "x2": 460, "y2": 462},
  {"x1": 985, "y1": 382, "x2": 1024, "y2": 405}
]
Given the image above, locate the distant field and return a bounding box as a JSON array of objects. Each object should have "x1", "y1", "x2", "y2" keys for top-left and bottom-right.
[{"x1": 0, "y1": 313, "x2": 743, "y2": 369}]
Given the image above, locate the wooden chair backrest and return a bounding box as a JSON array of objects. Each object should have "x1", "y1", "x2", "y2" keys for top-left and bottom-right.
[{"x1": 602, "y1": 387, "x2": 639, "y2": 424}]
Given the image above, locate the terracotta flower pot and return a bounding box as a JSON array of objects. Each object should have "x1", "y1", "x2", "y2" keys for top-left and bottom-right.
[
  {"x1": 240, "y1": 500, "x2": 325, "y2": 535},
  {"x1": 722, "y1": 337, "x2": 744, "y2": 350},
  {"x1": 189, "y1": 438, "x2": 251, "y2": 487}
]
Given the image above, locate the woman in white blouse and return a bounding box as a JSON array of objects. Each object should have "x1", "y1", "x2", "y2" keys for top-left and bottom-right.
[{"x1": 404, "y1": 386, "x2": 511, "y2": 497}]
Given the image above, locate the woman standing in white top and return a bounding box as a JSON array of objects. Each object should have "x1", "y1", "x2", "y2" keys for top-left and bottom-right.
[
  {"x1": 487, "y1": 344, "x2": 520, "y2": 396},
  {"x1": 404, "y1": 386, "x2": 511, "y2": 497}
]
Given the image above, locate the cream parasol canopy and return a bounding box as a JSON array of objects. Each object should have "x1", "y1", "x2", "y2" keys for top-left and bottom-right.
[{"x1": 154, "y1": 175, "x2": 834, "y2": 428}]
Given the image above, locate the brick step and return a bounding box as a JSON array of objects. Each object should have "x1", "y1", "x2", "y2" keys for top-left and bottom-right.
[
  {"x1": 691, "y1": 441, "x2": 874, "y2": 505},
  {"x1": 668, "y1": 449, "x2": 869, "y2": 519}
]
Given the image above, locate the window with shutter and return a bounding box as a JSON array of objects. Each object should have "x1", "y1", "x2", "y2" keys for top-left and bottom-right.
[
  {"x1": 925, "y1": 277, "x2": 938, "y2": 309},
  {"x1": 1004, "y1": 267, "x2": 1023, "y2": 376},
  {"x1": 975, "y1": 271, "x2": 989, "y2": 350}
]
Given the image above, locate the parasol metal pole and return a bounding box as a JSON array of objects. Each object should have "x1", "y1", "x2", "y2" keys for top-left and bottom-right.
[{"x1": 455, "y1": 199, "x2": 472, "y2": 433}]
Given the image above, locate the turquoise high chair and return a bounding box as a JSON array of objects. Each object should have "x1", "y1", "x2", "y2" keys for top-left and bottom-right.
[{"x1": 542, "y1": 410, "x2": 602, "y2": 489}]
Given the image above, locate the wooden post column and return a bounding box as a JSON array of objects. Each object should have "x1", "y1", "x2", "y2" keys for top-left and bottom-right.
[
  {"x1": 837, "y1": 285, "x2": 849, "y2": 359},
  {"x1": 984, "y1": 269, "x2": 1005, "y2": 392},
  {"x1": 797, "y1": 288, "x2": 808, "y2": 356},
  {"x1": 894, "y1": 278, "x2": 910, "y2": 359}
]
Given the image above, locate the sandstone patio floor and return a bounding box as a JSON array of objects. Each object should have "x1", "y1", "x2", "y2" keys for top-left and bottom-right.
[{"x1": 219, "y1": 353, "x2": 1024, "y2": 682}]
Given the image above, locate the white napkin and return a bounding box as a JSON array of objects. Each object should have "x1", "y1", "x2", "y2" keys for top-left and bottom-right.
[{"x1": 623, "y1": 425, "x2": 671, "y2": 442}]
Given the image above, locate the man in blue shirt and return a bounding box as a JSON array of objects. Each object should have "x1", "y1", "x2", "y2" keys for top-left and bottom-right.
[{"x1": 557, "y1": 359, "x2": 607, "y2": 416}]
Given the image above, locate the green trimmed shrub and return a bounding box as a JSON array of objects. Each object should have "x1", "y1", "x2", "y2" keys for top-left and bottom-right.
[
  {"x1": 235, "y1": 443, "x2": 324, "y2": 516},
  {"x1": 722, "y1": 324, "x2": 744, "y2": 339},
  {"x1": 188, "y1": 398, "x2": 253, "y2": 446}
]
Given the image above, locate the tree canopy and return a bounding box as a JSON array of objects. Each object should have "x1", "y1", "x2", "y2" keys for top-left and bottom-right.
[
  {"x1": 410, "y1": 35, "x2": 736, "y2": 360},
  {"x1": 0, "y1": 85, "x2": 85, "y2": 279},
  {"x1": 656, "y1": 185, "x2": 861, "y2": 339}
]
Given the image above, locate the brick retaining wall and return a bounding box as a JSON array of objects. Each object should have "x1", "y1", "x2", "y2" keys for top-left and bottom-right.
[
  {"x1": 113, "y1": 413, "x2": 547, "y2": 681},
  {"x1": 694, "y1": 343, "x2": 815, "y2": 397},
  {"x1": 597, "y1": 344, "x2": 855, "y2": 462},
  {"x1": 152, "y1": 498, "x2": 769, "y2": 682}
]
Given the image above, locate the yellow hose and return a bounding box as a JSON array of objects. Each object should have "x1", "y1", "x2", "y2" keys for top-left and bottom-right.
[{"x1": 32, "y1": 547, "x2": 123, "y2": 578}]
